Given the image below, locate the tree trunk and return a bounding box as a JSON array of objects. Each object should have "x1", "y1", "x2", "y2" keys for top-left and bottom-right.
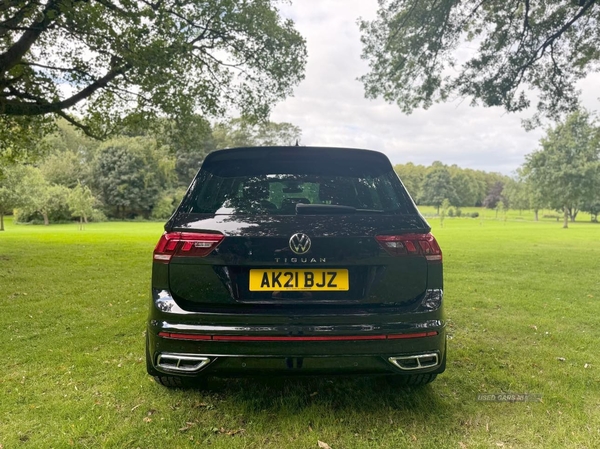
[
  {"x1": 79, "y1": 216, "x2": 83, "y2": 231},
  {"x1": 436, "y1": 204, "x2": 440, "y2": 215},
  {"x1": 563, "y1": 206, "x2": 569, "y2": 229},
  {"x1": 42, "y1": 212, "x2": 49, "y2": 226},
  {"x1": 0, "y1": 213, "x2": 4, "y2": 231},
  {"x1": 534, "y1": 209, "x2": 539, "y2": 221}
]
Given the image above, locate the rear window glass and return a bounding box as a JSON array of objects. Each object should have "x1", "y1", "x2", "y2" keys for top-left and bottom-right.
[
  {"x1": 179, "y1": 148, "x2": 416, "y2": 215},
  {"x1": 181, "y1": 172, "x2": 414, "y2": 215}
]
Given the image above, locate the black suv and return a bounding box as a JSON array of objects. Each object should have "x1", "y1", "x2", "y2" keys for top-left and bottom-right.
[{"x1": 146, "y1": 146, "x2": 446, "y2": 387}]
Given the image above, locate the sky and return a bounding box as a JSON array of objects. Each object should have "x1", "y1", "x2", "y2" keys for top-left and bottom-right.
[{"x1": 270, "y1": 0, "x2": 600, "y2": 175}]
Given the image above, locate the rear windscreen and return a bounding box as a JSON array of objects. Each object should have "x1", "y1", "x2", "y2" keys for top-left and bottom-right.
[{"x1": 179, "y1": 149, "x2": 416, "y2": 215}]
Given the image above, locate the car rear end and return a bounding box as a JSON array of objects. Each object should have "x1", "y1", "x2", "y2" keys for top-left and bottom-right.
[{"x1": 146, "y1": 146, "x2": 446, "y2": 386}]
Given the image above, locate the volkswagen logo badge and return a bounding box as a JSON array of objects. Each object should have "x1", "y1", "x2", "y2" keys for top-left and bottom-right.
[{"x1": 289, "y1": 233, "x2": 311, "y2": 255}]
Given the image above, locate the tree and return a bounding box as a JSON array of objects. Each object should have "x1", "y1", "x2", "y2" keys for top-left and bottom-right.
[
  {"x1": 450, "y1": 171, "x2": 478, "y2": 207},
  {"x1": 527, "y1": 182, "x2": 547, "y2": 222},
  {"x1": 502, "y1": 177, "x2": 530, "y2": 214},
  {"x1": 359, "y1": 1, "x2": 599, "y2": 125},
  {"x1": 0, "y1": 163, "x2": 27, "y2": 230},
  {"x1": 419, "y1": 163, "x2": 458, "y2": 213},
  {"x1": 40, "y1": 150, "x2": 84, "y2": 189},
  {"x1": 92, "y1": 137, "x2": 175, "y2": 219},
  {"x1": 18, "y1": 167, "x2": 70, "y2": 225},
  {"x1": 394, "y1": 162, "x2": 426, "y2": 200},
  {"x1": 524, "y1": 110, "x2": 600, "y2": 228},
  {"x1": 483, "y1": 181, "x2": 507, "y2": 209},
  {"x1": 581, "y1": 196, "x2": 600, "y2": 222},
  {"x1": 68, "y1": 182, "x2": 95, "y2": 230},
  {"x1": 0, "y1": 1, "x2": 307, "y2": 160}
]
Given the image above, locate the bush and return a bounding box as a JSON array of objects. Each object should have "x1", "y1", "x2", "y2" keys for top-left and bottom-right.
[
  {"x1": 470, "y1": 212, "x2": 479, "y2": 218},
  {"x1": 150, "y1": 189, "x2": 186, "y2": 220},
  {"x1": 448, "y1": 208, "x2": 454, "y2": 217},
  {"x1": 89, "y1": 209, "x2": 107, "y2": 222},
  {"x1": 455, "y1": 208, "x2": 462, "y2": 217},
  {"x1": 14, "y1": 205, "x2": 71, "y2": 224}
]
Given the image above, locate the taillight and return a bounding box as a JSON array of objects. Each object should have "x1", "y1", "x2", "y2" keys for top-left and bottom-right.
[
  {"x1": 153, "y1": 232, "x2": 224, "y2": 263},
  {"x1": 375, "y1": 233, "x2": 442, "y2": 262}
]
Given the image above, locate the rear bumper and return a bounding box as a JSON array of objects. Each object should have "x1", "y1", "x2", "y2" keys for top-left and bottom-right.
[{"x1": 147, "y1": 289, "x2": 446, "y2": 377}]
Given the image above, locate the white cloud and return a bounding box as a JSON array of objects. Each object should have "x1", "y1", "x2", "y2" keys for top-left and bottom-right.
[{"x1": 271, "y1": 0, "x2": 600, "y2": 174}]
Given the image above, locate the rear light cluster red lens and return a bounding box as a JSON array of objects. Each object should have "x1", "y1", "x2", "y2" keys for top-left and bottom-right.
[
  {"x1": 375, "y1": 233, "x2": 442, "y2": 262},
  {"x1": 153, "y1": 232, "x2": 224, "y2": 263}
]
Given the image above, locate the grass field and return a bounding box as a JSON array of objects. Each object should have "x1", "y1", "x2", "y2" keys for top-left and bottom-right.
[{"x1": 1, "y1": 214, "x2": 599, "y2": 448}]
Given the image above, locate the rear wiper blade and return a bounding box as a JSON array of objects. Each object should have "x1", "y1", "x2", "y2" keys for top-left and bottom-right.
[{"x1": 295, "y1": 204, "x2": 384, "y2": 215}]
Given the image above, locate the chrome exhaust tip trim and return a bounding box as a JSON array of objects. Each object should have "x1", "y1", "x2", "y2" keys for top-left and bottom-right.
[
  {"x1": 388, "y1": 353, "x2": 439, "y2": 371},
  {"x1": 156, "y1": 353, "x2": 211, "y2": 373}
]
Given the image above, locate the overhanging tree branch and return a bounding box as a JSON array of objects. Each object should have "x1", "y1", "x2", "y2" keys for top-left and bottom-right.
[
  {"x1": 0, "y1": 0, "x2": 61, "y2": 75},
  {"x1": 0, "y1": 63, "x2": 130, "y2": 115}
]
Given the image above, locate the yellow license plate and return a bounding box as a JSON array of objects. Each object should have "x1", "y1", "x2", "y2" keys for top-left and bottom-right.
[{"x1": 249, "y1": 269, "x2": 349, "y2": 291}]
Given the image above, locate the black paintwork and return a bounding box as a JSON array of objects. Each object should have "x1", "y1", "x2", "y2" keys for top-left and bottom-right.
[{"x1": 146, "y1": 146, "x2": 446, "y2": 379}]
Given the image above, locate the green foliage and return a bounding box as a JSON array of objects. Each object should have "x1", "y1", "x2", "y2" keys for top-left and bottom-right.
[
  {"x1": 0, "y1": 163, "x2": 28, "y2": 230},
  {"x1": 502, "y1": 177, "x2": 530, "y2": 213},
  {"x1": 68, "y1": 182, "x2": 96, "y2": 228},
  {"x1": 40, "y1": 150, "x2": 83, "y2": 188},
  {"x1": 449, "y1": 171, "x2": 478, "y2": 207},
  {"x1": 92, "y1": 137, "x2": 175, "y2": 219},
  {"x1": 0, "y1": 0, "x2": 307, "y2": 159},
  {"x1": 360, "y1": 0, "x2": 599, "y2": 124},
  {"x1": 16, "y1": 166, "x2": 71, "y2": 225},
  {"x1": 394, "y1": 162, "x2": 505, "y2": 208},
  {"x1": 581, "y1": 196, "x2": 600, "y2": 222},
  {"x1": 419, "y1": 164, "x2": 458, "y2": 211},
  {"x1": 151, "y1": 189, "x2": 187, "y2": 221},
  {"x1": 0, "y1": 116, "x2": 53, "y2": 166},
  {"x1": 393, "y1": 162, "x2": 426, "y2": 199},
  {"x1": 524, "y1": 110, "x2": 600, "y2": 228},
  {"x1": 6, "y1": 117, "x2": 305, "y2": 223}
]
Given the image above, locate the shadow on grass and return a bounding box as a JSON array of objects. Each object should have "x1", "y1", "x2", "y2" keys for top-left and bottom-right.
[{"x1": 172, "y1": 375, "x2": 451, "y2": 416}]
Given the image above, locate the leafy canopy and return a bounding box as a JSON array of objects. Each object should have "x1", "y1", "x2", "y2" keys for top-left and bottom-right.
[
  {"x1": 0, "y1": 0, "x2": 307, "y2": 160},
  {"x1": 359, "y1": 1, "x2": 599, "y2": 125},
  {"x1": 524, "y1": 110, "x2": 600, "y2": 226}
]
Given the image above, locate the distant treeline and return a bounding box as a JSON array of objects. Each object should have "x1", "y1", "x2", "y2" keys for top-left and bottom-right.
[
  {"x1": 0, "y1": 118, "x2": 301, "y2": 228},
  {"x1": 396, "y1": 110, "x2": 600, "y2": 226},
  {"x1": 1, "y1": 110, "x2": 598, "y2": 229},
  {"x1": 394, "y1": 162, "x2": 509, "y2": 210}
]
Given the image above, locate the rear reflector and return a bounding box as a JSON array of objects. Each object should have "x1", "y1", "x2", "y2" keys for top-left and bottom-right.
[
  {"x1": 153, "y1": 232, "x2": 224, "y2": 263},
  {"x1": 375, "y1": 233, "x2": 442, "y2": 262},
  {"x1": 158, "y1": 331, "x2": 438, "y2": 341}
]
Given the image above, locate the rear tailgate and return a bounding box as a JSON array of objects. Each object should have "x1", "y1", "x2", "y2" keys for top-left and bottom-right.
[{"x1": 164, "y1": 214, "x2": 432, "y2": 306}]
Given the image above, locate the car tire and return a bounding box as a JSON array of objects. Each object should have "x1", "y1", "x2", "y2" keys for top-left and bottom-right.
[{"x1": 153, "y1": 375, "x2": 185, "y2": 387}]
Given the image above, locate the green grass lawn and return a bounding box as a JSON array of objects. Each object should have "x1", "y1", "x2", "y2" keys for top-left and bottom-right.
[{"x1": 1, "y1": 216, "x2": 599, "y2": 448}]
